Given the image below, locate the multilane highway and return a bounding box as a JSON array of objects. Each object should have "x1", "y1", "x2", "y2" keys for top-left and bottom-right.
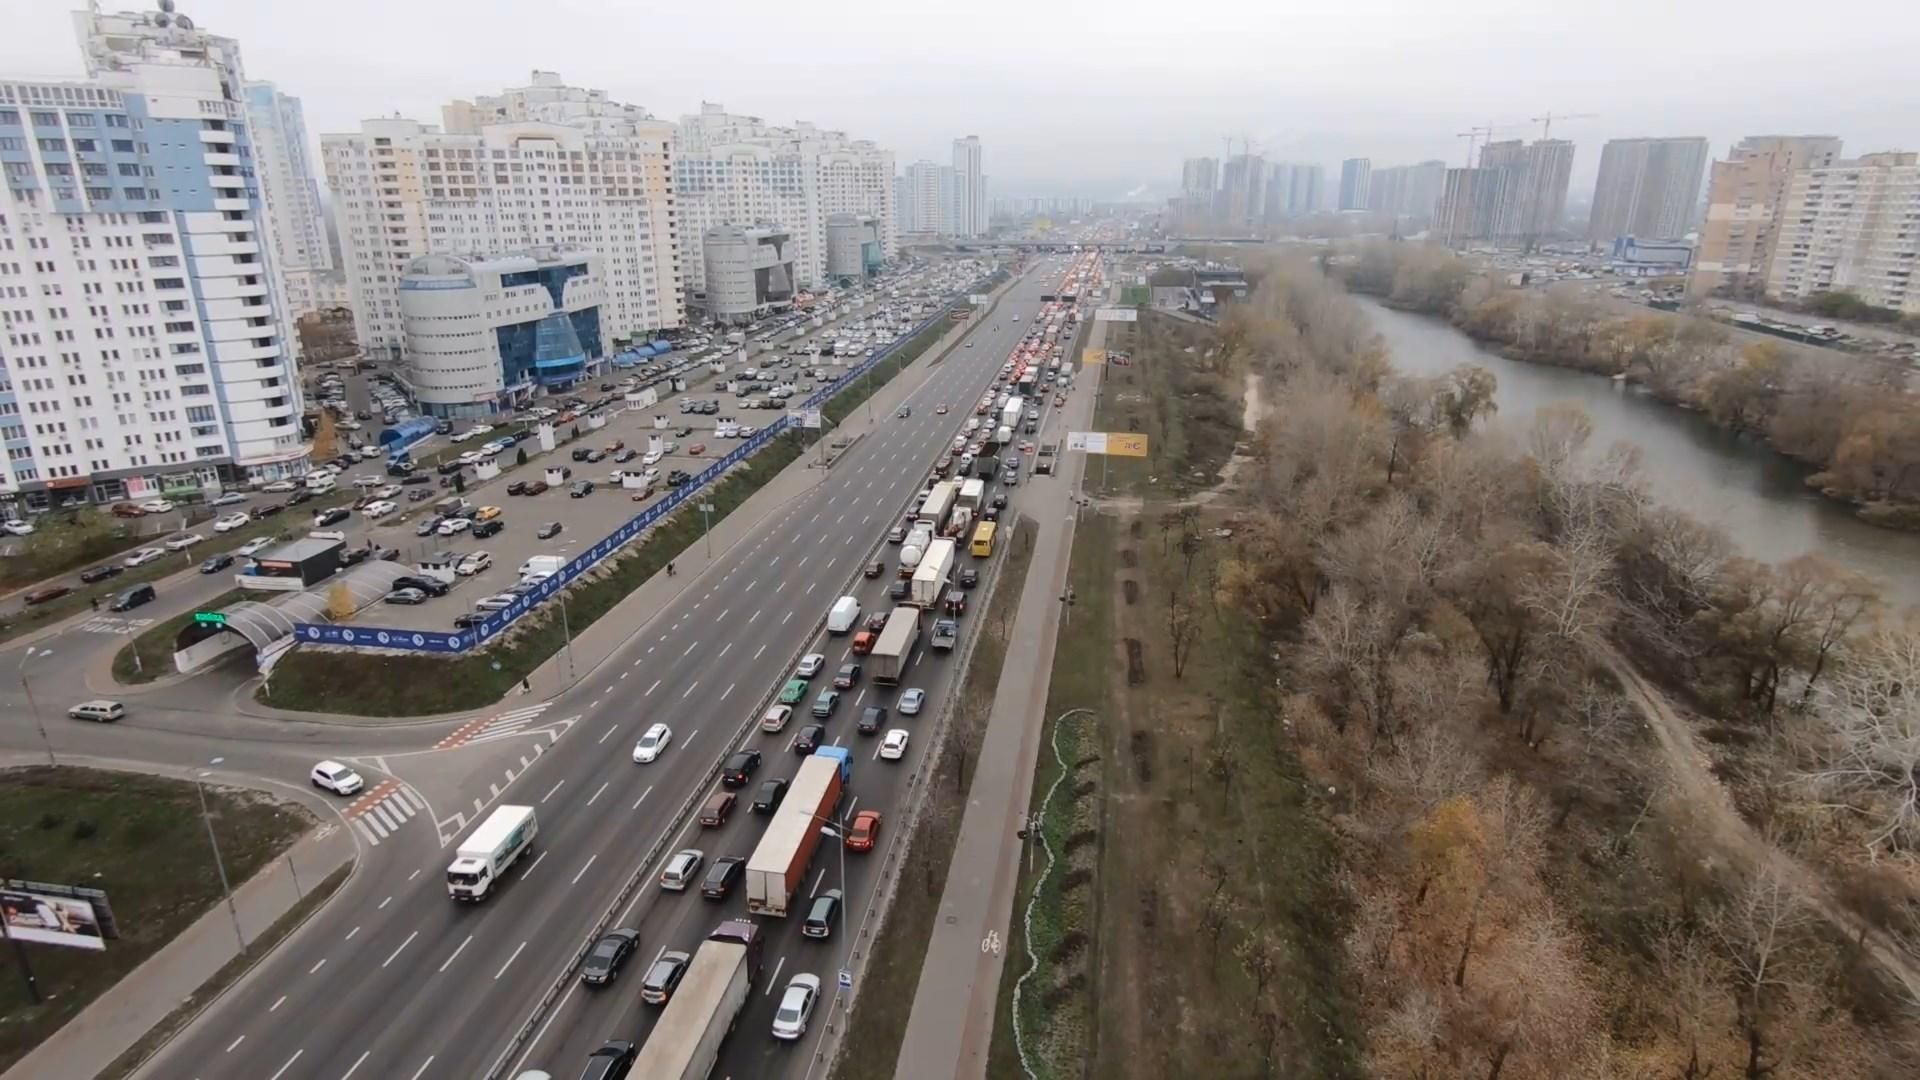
[{"x1": 143, "y1": 261, "x2": 1074, "y2": 1080}]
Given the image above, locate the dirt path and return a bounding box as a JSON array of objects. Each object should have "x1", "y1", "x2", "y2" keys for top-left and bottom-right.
[{"x1": 1605, "y1": 648, "x2": 1920, "y2": 996}]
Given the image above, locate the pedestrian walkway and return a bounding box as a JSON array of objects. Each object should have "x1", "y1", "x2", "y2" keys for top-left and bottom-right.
[
  {"x1": 343, "y1": 778, "x2": 429, "y2": 847},
  {"x1": 1, "y1": 816, "x2": 354, "y2": 1080},
  {"x1": 889, "y1": 332, "x2": 1099, "y2": 1080}
]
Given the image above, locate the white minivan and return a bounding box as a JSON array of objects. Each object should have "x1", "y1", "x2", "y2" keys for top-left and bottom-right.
[{"x1": 826, "y1": 595, "x2": 861, "y2": 635}]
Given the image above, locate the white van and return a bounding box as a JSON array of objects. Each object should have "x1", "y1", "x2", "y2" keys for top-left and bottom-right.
[
  {"x1": 67, "y1": 700, "x2": 126, "y2": 723},
  {"x1": 305, "y1": 472, "x2": 337, "y2": 492},
  {"x1": 519, "y1": 554, "x2": 565, "y2": 580},
  {"x1": 826, "y1": 596, "x2": 861, "y2": 635}
]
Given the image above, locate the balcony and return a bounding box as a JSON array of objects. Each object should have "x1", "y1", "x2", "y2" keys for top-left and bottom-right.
[
  {"x1": 208, "y1": 174, "x2": 246, "y2": 190},
  {"x1": 198, "y1": 128, "x2": 236, "y2": 145},
  {"x1": 212, "y1": 196, "x2": 250, "y2": 212},
  {"x1": 202, "y1": 152, "x2": 241, "y2": 168}
]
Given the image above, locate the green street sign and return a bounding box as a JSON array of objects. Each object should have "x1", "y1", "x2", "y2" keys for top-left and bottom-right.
[{"x1": 193, "y1": 611, "x2": 226, "y2": 626}]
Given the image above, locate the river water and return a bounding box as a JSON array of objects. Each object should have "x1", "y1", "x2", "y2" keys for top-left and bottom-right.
[{"x1": 1358, "y1": 299, "x2": 1920, "y2": 607}]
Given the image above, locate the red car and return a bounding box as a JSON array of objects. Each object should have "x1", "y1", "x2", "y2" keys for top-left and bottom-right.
[
  {"x1": 689, "y1": 443, "x2": 706, "y2": 456},
  {"x1": 846, "y1": 809, "x2": 882, "y2": 852}
]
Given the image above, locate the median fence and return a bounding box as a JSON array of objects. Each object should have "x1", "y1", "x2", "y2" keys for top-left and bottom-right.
[{"x1": 288, "y1": 276, "x2": 1000, "y2": 657}]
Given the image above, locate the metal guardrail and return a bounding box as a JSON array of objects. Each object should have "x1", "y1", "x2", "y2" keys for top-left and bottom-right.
[{"x1": 482, "y1": 273, "x2": 1010, "y2": 1080}]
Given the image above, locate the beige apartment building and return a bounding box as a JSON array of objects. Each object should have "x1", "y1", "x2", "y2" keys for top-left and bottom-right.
[
  {"x1": 1767, "y1": 152, "x2": 1920, "y2": 315},
  {"x1": 1688, "y1": 134, "x2": 1842, "y2": 298}
]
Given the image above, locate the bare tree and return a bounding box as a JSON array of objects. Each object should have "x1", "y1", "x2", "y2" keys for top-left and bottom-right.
[
  {"x1": 1167, "y1": 586, "x2": 1201, "y2": 679},
  {"x1": 1200, "y1": 888, "x2": 1239, "y2": 968},
  {"x1": 1707, "y1": 859, "x2": 1813, "y2": 1079},
  {"x1": 1236, "y1": 929, "x2": 1281, "y2": 999},
  {"x1": 1801, "y1": 613, "x2": 1920, "y2": 853}
]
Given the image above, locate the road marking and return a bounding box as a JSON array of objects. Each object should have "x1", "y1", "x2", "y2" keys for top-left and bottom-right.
[
  {"x1": 646, "y1": 679, "x2": 661, "y2": 696},
  {"x1": 633, "y1": 784, "x2": 653, "y2": 810},
  {"x1": 268, "y1": 1050, "x2": 303, "y2": 1080},
  {"x1": 571, "y1": 853, "x2": 598, "y2": 885},
  {"x1": 765, "y1": 956, "x2": 786, "y2": 995},
  {"x1": 599, "y1": 725, "x2": 618, "y2": 745},
  {"x1": 408, "y1": 1057, "x2": 436, "y2": 1080},
  {"x1": 806, "y1": 581, "x2": 815, "y2": 595},
  {"x1": 345, "y1": 925, "x2": 360, "y2": 941},
  {"x1": 716, "y1": 608, "x2": 729, "y2": 623},
  {"x1": 340, "y1": 1050, "x2": 372, "y2": 1079},
  {"x1": 755, "y1": 643, "x2": 767, "y2": 659},
  {"x1": 682, "y1": 640, "x2": 698, "y2": 657},
  {"x1": 226, "y1": 1035, "x2": 245, "y2": 1053},
  {"x1": 749, "y1": 609, "x2": 761, "y2": 623},
  {"x1": 309, "y1": 957, "x2": 327, "y2": 974},
  {"x1": 494, "y1": 941, "x2": 527, "y2": 980},
  {"x1": 409, "y1": 869, "x2": 421, "y2": 882},
  {"x1": 798, "y1": 555, "x2": 810, "y2": 569},
  {"x1": 810, "y1": 867, "x2": 826, "y2": 897},
  {"x1": 269, "y1": 995, "x2": 286, "y2": 1012},
  {"x1": 541, "y1": 779, "x2": 566, "y2": 803},
  {"x1": 439, "y1": 934, "x2": 473, "y2": 973},
  {"x1": 717, "y1": 641, "x2": 732, "y2": 659},
  {"x1": 682, "y1": 680, "x2": 699, "y2": 699},
  {"x1": 719, "y1": 681, "x2": 736, "y2": 702},
  {"x1": 520, "y1": 851, "x2": 548, "y2": 881},
  {"x1": 588, "y1": 780, "x2": 610, "y2": 806},
  {"x1": 872, "y1": 740, "x2": 884, "y2": 761},
  {"x1": 382, "y1": 930, "x2": 419, "y2": 968}
]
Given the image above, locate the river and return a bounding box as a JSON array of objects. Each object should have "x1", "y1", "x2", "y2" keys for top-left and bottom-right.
[{"x1": 1358, "y1": 299, "x2": 1920, "y2": 607}]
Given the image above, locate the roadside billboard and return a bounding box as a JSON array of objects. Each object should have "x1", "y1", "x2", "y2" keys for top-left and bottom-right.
[
  {"x1": 1, "y1": 880, "x2": 117, "y2": 950},
  {"x1": 1065, "y1": 431, "x2": 1149, "y2": 458}
]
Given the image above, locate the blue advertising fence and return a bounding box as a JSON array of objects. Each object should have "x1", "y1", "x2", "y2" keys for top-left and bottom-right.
[{"x1": 292, "y1": 277, "x2": 996, "y2": 655}]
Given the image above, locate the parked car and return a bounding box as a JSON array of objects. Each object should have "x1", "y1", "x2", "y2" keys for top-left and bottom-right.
[
  {"x1": 199, "y1": 553, "x2": 235, "y2": 574},
  {"x1": 536, "y1": 521, "x2": 562, "y2": 539},
  {"x1": 383, "y1": 587, "x2": 428, "y2": 605},
  {"x1": 23, "y1": 584, "x2": 73, "y2": 606},
  {"x1": 78, "y1": 564, "x2": 121, "y2": 585}
]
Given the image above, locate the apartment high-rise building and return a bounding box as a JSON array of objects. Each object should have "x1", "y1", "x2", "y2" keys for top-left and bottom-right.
[
  {"x1": 1767, "y1": 152, "x2": 1920, "y2": 315},
  {"x1": 1586, "y1": 137, "x2": 1709, "y2": 246},
  {"x1": 244, "y1": 81, "x2": 333, "y2": 327},
  {"x1": 1365, "y1": 160, "x2": 1447, "y2": 223},
  {"x1": 1479, "y1": 138, "x2": 1575, "y2": 246},
  {"x1": 673, "y1": 103, "x2": 895, "y2": 293},
  {"x1": 323, "y1": 74, "x2": 680, "y2": 360},
  {"x1": 952, "y1": 135, "x2": 985, "y2": 238},
  {"x1": 1338, "y1": 158, "x2": 1372, "y2": 211},
  {"x1": 1219, "y1": 153, "x2": 1267, "y2": 229},
  {"x1": 1182, "y1": 156, "x2": 1218, "y2": 211},
  {"x1": 1689, "y1": 134, "x2": 1844, "y2": 299},
  {"x1": 1437, "y1": 167, "x2": 1506, "y2": 247},
  {"x1": 702, "y1": 224, "x2": 795, "y2": 324},
  {"x1": 0, "y1": 6, "x2": 312, "y2": 514},
  {"x1": 901, "y1": 160, "x2": 952, "y2": 234}
]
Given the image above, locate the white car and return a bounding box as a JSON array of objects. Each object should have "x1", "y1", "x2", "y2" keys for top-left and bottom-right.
[
  {"x1": 880, "y1": 728, "x2": 911, "y2": 761},
  {"x1": 210, "y1": 492, "x2": 248, "y2": 507},
  {"x1": 437, "y1": 517, "x2": 472, "y2": 536},
  {"x1": 795, "y1": 653, "x2": 827, "y2": 678},
  {"x1": 373, "y1": 484, "x2": 402, "y2": 499},
  {"x1": 138, "y1": 499, "x2": 176, "y2": 514},
  {"x1": 898, "y1": 688, "x2": 926, "y2": 716},
  {"x1": 310, "y1": 760, "x2": 364, "y2": 796},
  {"x1": 351, "y1": 474, "x2": 382, "y2": 489},
  {"x1": 761, "y1": 705, "x2": 792, "y2": 733},
  {"x1": 361, "y1": 500, "x2": 398, "y2": 519},
  {"x1": 163, "y1": 533, "x2": 203, "y2": 552},
  {"x1": 474, "y1": 594, "x2": 516, "y2": 611},
  {"x1": 771, "y1": 973, "x2": 820, "y2": 1040},
  {"x1": 213, "y1": 512, "x2": 251, "y2": 533},
  {"x1": 632, "y1": 722, "x2": 672, "y2": 764},
  {"x1": 123, "y1": 546, "x2": 166, "y2": 568},
  {"x1": 237, "y1": 537, "x2": 274, "y2": 557},
  {"x1": 1, "y1": 519, "x2": 33, "y2": 537},
  {"x1": 259, "y1": 480, "x2": 297, "y2": 493},
  {"x1": 456, "y1": 551, "x2": 492, "y2": 576},
  {"x1": 641, "y1": 450, "x2": 664, "y2": 466},
  {"x1": 457, "y1": 451, "x2": 483, "y2": 466}
]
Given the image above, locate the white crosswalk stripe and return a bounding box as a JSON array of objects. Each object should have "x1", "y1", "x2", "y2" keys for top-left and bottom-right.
[
  {"x1": 464, "y1": 702, "x2": 555, "y2": 745},
  {"x1": 346, "y1": 782, "x2": 427, "y2": 847}
]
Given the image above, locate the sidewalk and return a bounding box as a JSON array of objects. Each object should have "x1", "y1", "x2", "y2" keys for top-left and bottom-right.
[
  {"x1": 890, "y1": 322, "x2": 1099, "y2": 1079},
  {"x1": 1, "y1": 809, "x2": 355, "y2": 1080}
]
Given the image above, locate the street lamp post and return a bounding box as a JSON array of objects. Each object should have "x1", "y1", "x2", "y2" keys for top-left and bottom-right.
[
  {"x1": 816, "y1": 808, "x2": 851, "y2": 1007},
  {"x1": 18, "y1": 646, "x2": 56, "y2": 766},
  {"x1": 194, "y1": 758, "x2": 246, "y2": 952}
]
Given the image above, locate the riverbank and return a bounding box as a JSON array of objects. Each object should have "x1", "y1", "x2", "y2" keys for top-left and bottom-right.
[{"x1": 1336, "y1": 243, "x2": 1920, "y2": 533}]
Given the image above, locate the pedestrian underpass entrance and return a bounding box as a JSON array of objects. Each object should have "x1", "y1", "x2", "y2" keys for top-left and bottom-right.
[{"x1": 170, "y1": 562, "x2": 411, "y2": 675}]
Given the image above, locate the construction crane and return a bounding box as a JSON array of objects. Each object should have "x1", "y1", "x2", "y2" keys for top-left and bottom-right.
[{"x1": 1532, "y1": 111, "x2": 1598, "y2": 140}]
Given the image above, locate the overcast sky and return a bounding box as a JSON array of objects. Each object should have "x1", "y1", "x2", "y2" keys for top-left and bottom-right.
[{"x1": 6, "y1": 0, "x2": 1914, "y2": 199}]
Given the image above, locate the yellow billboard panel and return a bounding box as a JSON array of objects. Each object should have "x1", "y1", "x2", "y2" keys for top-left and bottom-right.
[
  {"x1": 1082, "y1": 348, "x2": 1106, "y2": 366},
  {"x1": 1106, "y1": 433, "x2": 1149, "y2": 458}
]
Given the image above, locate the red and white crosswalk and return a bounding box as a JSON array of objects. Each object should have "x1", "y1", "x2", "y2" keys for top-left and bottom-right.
[
  {"x1": 344, "y1": 780, "x2": 429, "y2": 847},
  {"x1": 433, "y1": 702, "x2": 555, "y2": 750}
]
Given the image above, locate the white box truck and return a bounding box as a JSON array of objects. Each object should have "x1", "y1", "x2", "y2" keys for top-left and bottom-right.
[
  {"x1": 632, "y1": 920, "x2": 765, "y2": 1080},
  {"x1": 446, "y1": 805, "x2": 536, "y2": 901},
  {"x1": 910, "y1": 538, "x2": 956, "y2": 608},
  {"x1": 916, "y1": 481, "x2": 957, "y2": 533},
  {"x1": 870, "y1": 607, "x2": 921, "y2": 684},
  {"x1": 957, "y1": 478, "x2": 986, "y2": 513}
]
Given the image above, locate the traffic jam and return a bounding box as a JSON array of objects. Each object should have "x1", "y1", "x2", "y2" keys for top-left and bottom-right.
[{"x1": 522, "y1": 252, "x2": 1104, "y2": 1079}]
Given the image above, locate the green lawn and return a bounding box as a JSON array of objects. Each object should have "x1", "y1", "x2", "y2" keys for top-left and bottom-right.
[{"x1": 0, "y1": 767, "x2": 311, "y2": 1073}]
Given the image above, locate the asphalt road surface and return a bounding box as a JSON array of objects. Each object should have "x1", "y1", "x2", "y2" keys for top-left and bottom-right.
[{"x1": 142, "y1": 261, "x2": 1074, "y2": 1080}]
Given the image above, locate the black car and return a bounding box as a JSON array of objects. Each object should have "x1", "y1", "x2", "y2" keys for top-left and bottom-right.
[
  {"x1": 675, "y1": 426, "x2": 693, "y2": 438},
  {"x1": 453, "y1": 612, "x2": 488, "y2": 629},
  {"x1": 751, "y1": 777, "x2": 790, "y2": 814},
  {"x1": 386, "y1": 460, "x2": 416, "y2": 477},
  {"x1": 571, "y1": 447, "x2": 593, "y2": 463},
  {"x1": 666, "y1": 470, "x2": 691, "y2": 487},
  {"x1": 959, "y1": 568, "x2": 980, "y2": 589},
  {"x1": 701, "y1": 856, "x2": 745, "y2": 899},
  {"x1": 570, "y1": 481, "x2": 595, "y2": 497},
  {"x1": 614, "y1": 448, "x2": 637, "y2": 463},
  {"x1": 313, "y1": 507, "x2": 351, "y2": 527},
  {"x1": 720, "y1": 749, "x2": 762, "y2": 789},
  {"x1": 864, "y1": 559, "x2": 884, "y2": 579},
  {"x1": 393, "y1": 575, "x2": 450, "y2": 597},
  {"x1": 287, "y1": 488, "x2": 315, "y2": 506},
  {"x1": 537, "y1": 521, "x2": 563, "y2": 539},
  {"x1": 339, "y1": 546, "x2": 373, "y2": 568},
  {"x1": 79, "y1": 564, "x2": 121, "y2": 584},
  {"x1": 506, "y1": 480, "x2": 529, "y2": 496},
  {"x1": 472, "y1": 518, "x2": 503, "y2": 539},
  {"x1": 794, "y1": 724, "x2": 825, "y2": 755},
  {"x1": 579, "y1": 928, "x2": 640, "y2": 986},
  {"x1": 437, "y1": 459, "x2": 466, "y2": 476},
  {"x1": 833, "y1": 663, "x2": 861, "y2": 689},
  {"x1": 991, "y1": 493, "x2": 1009, "y2": 510},
  {"x1": 858, "y1": 705, "x2": 888, "y2": 735},
  {"x1": 579, "y1": 1041, "x2": 635, "y2": 1080},
  {"x1": 887, "y1": 579, "x2": 911, "y2": 601}
]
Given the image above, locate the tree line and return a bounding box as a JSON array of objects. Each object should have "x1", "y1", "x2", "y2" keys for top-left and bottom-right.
[
  {"x1": 1335, "y1": 242, "x2": 1920, "y2": 530},
  {"x1": 1204, "y1": 258, "x2": 1919, "y2": 1078}
]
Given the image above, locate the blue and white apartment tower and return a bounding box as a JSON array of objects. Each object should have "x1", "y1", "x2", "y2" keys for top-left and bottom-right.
[
  {"x1": 0, "y1": 2, "x2": 310, "y2": 513},
  {"x1": 397, "y1": 247, "x2": 608, "y2": 418}
]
